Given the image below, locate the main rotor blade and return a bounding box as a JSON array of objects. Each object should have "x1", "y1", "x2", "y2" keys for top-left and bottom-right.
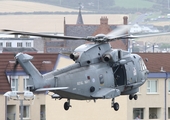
[
  {"x1": 2, "y1": 29, "x2": 86, "y2": 40},
  {"x1": 103, "y1": 25, "x2": 131, "y2": 41},
  {"x1": 127, "y1": 32, "x2": 170, "y2": 39},
  {"x1": 106, "y1": 25, "x2": 131, "y2": 38}
]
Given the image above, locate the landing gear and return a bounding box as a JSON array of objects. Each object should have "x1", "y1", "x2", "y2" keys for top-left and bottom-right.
[
  {"x1": 111, "y1": 98, "x2": 119, "y2": 111},
  {"x1": 129, "y1": 94, "x2": 138, "y2": 100},
  {"x1": 64, "y1": 99, "x2": 72, "y2": 110},
  {"x1": 134, "y1": 94, "x2": 138, "y2": 100}
]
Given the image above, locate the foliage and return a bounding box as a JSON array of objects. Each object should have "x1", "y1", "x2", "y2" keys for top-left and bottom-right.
[{"x1": 114, "y1": 0, "x2": 154, "y2": 9}]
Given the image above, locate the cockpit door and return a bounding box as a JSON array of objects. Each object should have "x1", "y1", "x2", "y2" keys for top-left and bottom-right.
[{"x1": 112, "y1": 65, "x2": 127, "y2": 86}]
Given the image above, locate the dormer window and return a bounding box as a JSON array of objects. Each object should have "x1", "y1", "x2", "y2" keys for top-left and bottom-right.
[{"x1": 17, "y1": 42, "x2": 22, "y2": 47}]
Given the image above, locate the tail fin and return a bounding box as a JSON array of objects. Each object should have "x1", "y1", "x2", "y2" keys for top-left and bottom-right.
[{"x1": 15, "y1": 53, "x2": 54, "y2": 90}]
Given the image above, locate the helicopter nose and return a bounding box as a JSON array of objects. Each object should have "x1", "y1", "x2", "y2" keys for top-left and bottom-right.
[{"x1": 146, "y1": 70, "x2": 149, "y2": 74}]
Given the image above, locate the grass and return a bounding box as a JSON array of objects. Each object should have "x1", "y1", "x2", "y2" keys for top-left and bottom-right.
[{"x1": 114, "y1": 0, "x2": 154, "y2": 9}]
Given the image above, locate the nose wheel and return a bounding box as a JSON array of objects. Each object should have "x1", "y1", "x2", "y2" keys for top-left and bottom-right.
[
  {"x1": 111, "y1": 98, "x2": 119, "y2": 111},
  {"x1": 64, "y1": 99, "x2": 72, "y2": 110}
]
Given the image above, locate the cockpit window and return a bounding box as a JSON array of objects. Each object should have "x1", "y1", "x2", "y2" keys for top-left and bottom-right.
[{"x1": 139, "y1": 58, "x2": 147, "y2": 71}]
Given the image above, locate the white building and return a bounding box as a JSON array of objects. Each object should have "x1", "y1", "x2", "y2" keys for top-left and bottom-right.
[{"x1": 130, "y1": 24, "x2": 159, "y2": 34}]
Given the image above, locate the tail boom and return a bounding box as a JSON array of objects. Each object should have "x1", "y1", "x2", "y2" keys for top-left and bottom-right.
[{"x1": 15, "y1": 53, "x2": 55, "y2": 90}]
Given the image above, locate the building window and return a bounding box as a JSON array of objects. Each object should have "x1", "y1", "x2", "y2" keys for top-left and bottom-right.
[
  {"x1": 0, "y1": 42, "x2": 3, "y2": 47},
  {"x1": 149, "y1": 108, "x2": 161, "y2": 119},
  {"x1": 20, "y1": 105, "x2": 30, "y2": 119},
  {"x1": 168, "y1": 108, "x2": 170, "y2": 119},
  {"x1": 147, "y1": 80, "x2": 157, "y2": 93},
  {"x1": 6, "y1": 42, "x2": 11, "y2": 47},
  {"x1": 23, "y1": 76, "x2": 29, "y2": 91},
  {"x1": 7, "y1": 105, "x2": 16, "y2": 120},
  {"x1": 26, "y1": 42, "x2": 31, "y2": 47},
  {"x1": 40, "y1": 105, "x2": 46, "y2": 120},
  {"x1": 133, "y1": 108, "x2": 144, "y2": 119},
  {"x1": 11, "y1": 76, "x2": 18, "y2": 91},
  {"x1": 168, "y1": 80, "x2": 170, "y2": 93},
  {"x1": 17, "y1": 42, "x2": 22, "y2": 47}
]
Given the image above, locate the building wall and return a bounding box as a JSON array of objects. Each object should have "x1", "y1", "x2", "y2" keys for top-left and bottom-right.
[
  {"x1": 0, "y1": 96, "x2": 6, "y2": 120},
  {"x1": 6, "y1": 93, "x2": 45, "y2": 120},
  {"x1": 1, "y1": 75, "x2": 46, "y2": 120},
  {"x1": 127, "y1": 78, "x2": 170, "y2": 120}
]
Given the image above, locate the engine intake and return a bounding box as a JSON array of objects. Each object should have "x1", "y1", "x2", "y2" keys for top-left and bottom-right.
[
  {"x1": 104, "y1": 54, "x2": 111, "y2": 62},
  {"x1": 70, "y1": 53, "x2": 79, "y2": 61},
  {"x1": 103, "y1": 50, "x2": 119, "y2": 62}
]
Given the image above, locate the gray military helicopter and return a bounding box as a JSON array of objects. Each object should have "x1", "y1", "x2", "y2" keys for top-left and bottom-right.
[{"x1": 2, "y1": 26, "x2": 170, "y2": 111}]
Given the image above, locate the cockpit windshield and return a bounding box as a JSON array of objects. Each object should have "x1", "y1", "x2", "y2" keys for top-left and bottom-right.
[{"x1": 139, "y1": 58, "x2": 147, "y2": 71}]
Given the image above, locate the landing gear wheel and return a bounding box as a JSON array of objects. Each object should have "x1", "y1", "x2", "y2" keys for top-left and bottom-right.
[
  {"x1": 113, "y1": 102, "x2": 119, "y2": 111},
  {"x1": 64, "y1": 102, "x2": 70, "y2": 110},
  {"x1": 129, "y1": 94, "x2": 133, "y2": 100},
  {"x1": 134, "y1": 94, "x2": 138, "y2": 100}
]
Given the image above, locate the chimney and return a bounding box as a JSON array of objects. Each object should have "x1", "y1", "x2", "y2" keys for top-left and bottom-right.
[
  {"x1": 100, "y1": 16, "x2": 108, "y2": 25},
  {"x1": 123, "y1": 16, "x2": 128, "y2": 25}
]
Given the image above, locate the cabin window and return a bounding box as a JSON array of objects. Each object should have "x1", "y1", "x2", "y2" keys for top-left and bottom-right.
[
  {"x1": 99, "y1": 74, "x2": 104, "y2": 84},
  {"x1": 147, "y1": 80, "x2": 158, "y2": 93}
]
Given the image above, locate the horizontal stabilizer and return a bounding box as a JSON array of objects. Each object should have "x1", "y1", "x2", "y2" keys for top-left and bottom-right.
[
  {"x1": 91, "y1": 88, "x2": 120, "y2": 99},
  {"x1": 35, "y1": 87, "x2": 68, "y2": 92}
]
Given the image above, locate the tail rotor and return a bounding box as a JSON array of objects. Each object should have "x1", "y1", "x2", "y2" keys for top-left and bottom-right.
[{"x1": 13, "y1": 53, "x2": 19, "y2": 73}]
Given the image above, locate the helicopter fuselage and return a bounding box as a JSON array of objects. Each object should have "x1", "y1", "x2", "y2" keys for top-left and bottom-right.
[{"x1": 41, "y1": 43, "x2": 148, "y2": 100}]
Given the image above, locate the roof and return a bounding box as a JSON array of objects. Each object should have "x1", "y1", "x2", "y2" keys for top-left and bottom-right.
[
  {"x1": 0, "y1": 53, "x2": 58, "y2": 93},
  {"x1": 64, "y1": 23, "x2": 127, "y2": 50},
  {"x1": 62, "y1": 14, "x2": 128, "y2": 51},
  {"x1": 138, "y1": 53, "x2": 170, "y2": 72},
  {"x1": 110, "y1": 40, "x2": 127, "y2": 50}
]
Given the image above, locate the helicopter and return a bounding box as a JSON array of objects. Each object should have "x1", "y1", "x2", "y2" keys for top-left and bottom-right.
[{"x1": 2, "y1": 26, "x2": 170, "y2": 111}]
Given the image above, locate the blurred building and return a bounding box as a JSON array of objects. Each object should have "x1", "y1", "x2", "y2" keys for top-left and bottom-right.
[
  {"x1": 0, "y1": 35, "x2": 38, "y2": 53},
  {"x1": 44, "y1": 9, "x2": 129, "y2": 53}
]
